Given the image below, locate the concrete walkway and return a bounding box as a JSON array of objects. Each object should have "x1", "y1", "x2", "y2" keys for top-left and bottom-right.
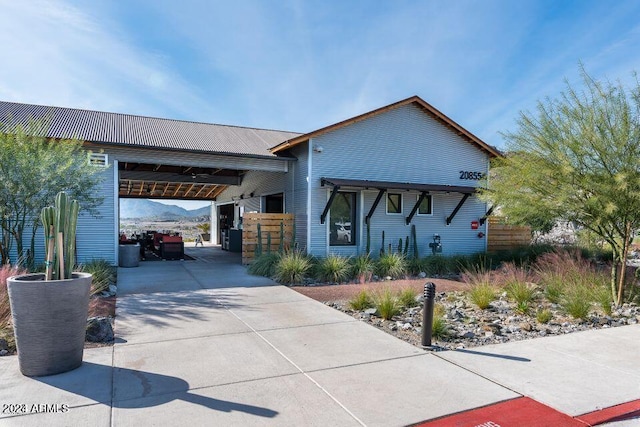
[{"x1": 1, "y1": 252, "x2": 639, "y2": 426}]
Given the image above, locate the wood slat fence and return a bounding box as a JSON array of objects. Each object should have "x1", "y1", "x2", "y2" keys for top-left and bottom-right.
[
  {"x1": 242, "y1": 213, "x2": 294, "y2": 264},
  {"x1": 487, "y1": 217, "x2": 532, "y2": 252}
]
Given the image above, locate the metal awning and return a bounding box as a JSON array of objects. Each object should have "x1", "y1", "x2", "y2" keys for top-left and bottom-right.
[
  {"x1": 320, "y1": 177, "x2": 478, "y2": 225},
  {"x1": 320, "y1": 178, "x2": 477, "y2": 194}
]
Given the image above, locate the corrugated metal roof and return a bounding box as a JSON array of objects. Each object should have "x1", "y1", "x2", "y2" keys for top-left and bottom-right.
[{"x1": 0, "y1": 101, "x2": 301, "y2": 157}]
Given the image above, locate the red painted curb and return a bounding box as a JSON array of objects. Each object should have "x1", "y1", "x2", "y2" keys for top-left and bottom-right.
[
  {"x1": 412, "y1": 397, "x2": 584, "y2": 427},
  {"x1": 575, "y1": 399, "x2": 640, "y2": 426}
]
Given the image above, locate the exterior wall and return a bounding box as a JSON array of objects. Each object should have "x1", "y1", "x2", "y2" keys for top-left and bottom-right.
[
  {"x1": 288, "y1": 145, "x2": 309, "y2": 251},
  {"x1": 7, "y1": 159, "x2": 117, "y2": 266},
  {"x1": 306, "y1": 103, "x2": 490, "y2": 257}
]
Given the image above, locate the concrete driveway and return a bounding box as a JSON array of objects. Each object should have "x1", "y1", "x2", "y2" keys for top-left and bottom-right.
[{"x1": 1, "y1": 250, "x2": 639, "y2": 426}]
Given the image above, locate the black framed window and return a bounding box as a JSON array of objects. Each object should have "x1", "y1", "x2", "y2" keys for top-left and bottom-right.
[
  {"x1": 263, "y1": 193, "x2": 284, "y2": 213},
  {"x1": 417, "y1": 194, "x2": 433, "y2": 215},
  {"x1": 387, "y1": 193, "x2": 402, "y2": 214},
  {"x1": 330, "y1": 192, "x2": 356, "y2": 246}
]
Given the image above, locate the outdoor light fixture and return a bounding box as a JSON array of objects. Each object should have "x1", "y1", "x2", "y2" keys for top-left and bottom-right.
[{"x1": 313, "y1": 145, "x2": 324, "y2": 153}]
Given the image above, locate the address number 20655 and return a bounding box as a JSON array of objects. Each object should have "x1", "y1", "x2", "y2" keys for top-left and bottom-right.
[{"x1": 459, "y1": 171, "x2": 485, "y2": 180}]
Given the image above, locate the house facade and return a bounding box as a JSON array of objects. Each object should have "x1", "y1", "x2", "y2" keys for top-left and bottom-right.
[{"x1": 0, "y1": 96, "x2": 499, "y2": 265}]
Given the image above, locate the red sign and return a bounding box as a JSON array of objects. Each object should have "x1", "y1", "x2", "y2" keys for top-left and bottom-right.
[{"x1": 471, "y1": 220, "x2": 479, "y2": 230}]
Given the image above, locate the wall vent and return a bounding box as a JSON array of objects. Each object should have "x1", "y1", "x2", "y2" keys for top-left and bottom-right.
[{"x1": 88, "y1": 152, "x2": 108, "y2": 167}]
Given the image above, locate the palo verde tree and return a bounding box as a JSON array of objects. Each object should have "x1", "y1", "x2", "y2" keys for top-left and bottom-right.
[
  {"x1": 0, "y1": 121, "x2": 105, "y2": 268},
  {"x1": 481, "y1": 67, "x2": 640, "y2": 306}
]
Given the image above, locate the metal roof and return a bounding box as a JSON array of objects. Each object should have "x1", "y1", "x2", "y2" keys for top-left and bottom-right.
[{"x1": 0, "y1": 101, "x2": 301, "y2": 157}]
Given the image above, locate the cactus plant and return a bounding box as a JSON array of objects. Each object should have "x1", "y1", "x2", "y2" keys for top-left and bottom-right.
[
  {"x1": 256, "y1": 223, "x2": 263, "y2": 257},
  {"x1": 279, "y1": 222, "x2": 284, "y2": 253},
  {"x1": 41, "y1": 191, "x2": 79, "y2": 280},
  {"x1": 366, "y1": 221, "x2": 371, "y2": 255},
  {"x1": 380, "y1": 230, "x2": 385, "y2": 256},
  {"x1": 411, "y1": 224, "x2": 418, "y2": 259},
  {"x1": 266, "y1": 232, "x2": 272, "y2": 254},
  {"x1": 404, "y1": 235, "x2": 409, "y2": 256},
  {"x1": 398, "y1": 238, "x2": 402, "y2": 254}
]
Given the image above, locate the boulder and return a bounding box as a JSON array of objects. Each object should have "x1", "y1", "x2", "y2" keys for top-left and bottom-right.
[{"x1": 86, "y1": 317, "x2": 114, "y2": 343}]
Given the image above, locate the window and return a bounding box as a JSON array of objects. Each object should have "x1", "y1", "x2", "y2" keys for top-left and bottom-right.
[
  {"x1": 387, "y1": 193, "x2": 402, "y2": 214},
  {"x1": 330, "y1": 192, "x2": 356, "y2": 246},
  {"x1": 417, "y1": 194, "x2": 433, "y2": 215},
  {"x1": 263, "y1": 193, "x2": 284, "y2": 213}
]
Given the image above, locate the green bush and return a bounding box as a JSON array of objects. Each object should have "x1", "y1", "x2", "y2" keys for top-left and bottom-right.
[
  {"x1": 431, "y1": 316, "x2": 451, "y2": 339},
  {"x1": 591, "y1": 284, "x2": 613, "y2": 316},
  {"x1": 543, "y1": 279, "x2": 565, "y2": 304},
  {"x1": 374, "y1": 288, "x2": 400, "y2": 320},
  {"x1": 468, "y1": 283, "x2": 496, "y2": 310},
  {"x1": 351, "y1": 255, "x2": 374, "y2": 282},
  {"x1": 536, "y1": 308, "x2": 553, "y2": 324},
  {"x1": 317, "y1": 254, "x2": 351, "y2": 283},
  {"x1": 423, "y1": 255, "x2": 451, "y2": 276},
  {"x1": 248, "y1": 252, "x2": 280, "y2": 277},
  {"x1": 375, "y1": 252, "x2": 406, "y2": 279},
  {"x1": 78, "y1": 259, "x2": 116, "y2": 295},
  {"x1": 561, "y1": 285, "x2": 592, "y2": 320},
  {"x1": 407, "y1": 257, "x2": 427, "y2": 276},
  {"x1": 397, "y1": 288, "x2": 419, "y2": 308},
  {"x1": 274, "y1": 251, "x2": 311, "y2": 285},
  {"x1": 349, "y1": 290, "x2": 373, "y2": 310}
]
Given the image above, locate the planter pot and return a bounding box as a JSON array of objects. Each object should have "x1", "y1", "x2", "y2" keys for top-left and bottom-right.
[
  {"x1": 201, "y1": 233, "x2": 211, "y2": 242},
  {"x1": 7, "y1": 272, "x2": 92, "y2": 377}
]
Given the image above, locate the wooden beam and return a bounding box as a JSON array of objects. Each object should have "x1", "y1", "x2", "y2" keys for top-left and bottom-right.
[
  {"x1": 162, "y1": 183, "x2": 170, "y2": 197},
  {"x1": 194, "y1": 185, "x2": 207, "y2": 198},
  {"x1": 173, "y1": 183, "x2": 183, "y2": 197},
  {"x1": 204, "y1": 186, "x2": 218, "y2": 199},
  {"x1": 151, "y1": 182, "x2": 158, "y2": 194},
  {"x1": 184, "y1": 183, "x2": 195, "y2": 197},
  {"x1": 138, "y1": 181, "x2": 145, "y2": 196}
]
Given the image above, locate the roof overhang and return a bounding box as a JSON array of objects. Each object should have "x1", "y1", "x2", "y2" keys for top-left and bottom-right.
[
  {"x1": 320, "y1": 177, "x2": 477, "y2": 194},
  {"x1": 270, "y1": 96, "x2": 502, "y2": 158}
]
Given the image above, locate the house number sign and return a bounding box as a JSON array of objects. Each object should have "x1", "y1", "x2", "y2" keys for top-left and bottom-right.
[{"x1": 459, "y1": 171, "x2": 485, "y2": 180}]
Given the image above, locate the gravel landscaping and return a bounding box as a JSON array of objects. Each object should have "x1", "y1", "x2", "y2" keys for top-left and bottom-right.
[{"x1": 294, "y1": 278, "x2": 640, "y2": 350}]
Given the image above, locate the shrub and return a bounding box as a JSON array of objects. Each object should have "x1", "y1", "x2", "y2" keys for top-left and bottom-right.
[
  {"x1": 407, "y1": 257, "x2": 427, "y2": 276},
  {"x1": 500, "y1": 262, "x2": 536, "y2": 303},
  {"x1": 468, "y1": 283, "x2": 496, "y2": 310},
  {"x1": 543, "y1": 280, "x2": 565, "y2": 304},
  {"x1": 592, "y1": 284, "x2": 613, "y2": 316},
  {"x1": 463, "y1": 265, "x2": 496, "y2": 309},
  {"x1": 317, "y1": 254, "x2": 351, "y2": 283},
  {"x1": 78, "y1": 259, "x2": 116, "y2": 295},
  {"x1": 351, "y1": 255, "x2": 374, "y2": 282},
  {"x1": 349, "y1": 290, "x2": 373, "y2": 310},
  {"x1": 397, "y1": 288, "x2": 419, "y2": 308},
  {"x1": 376, "y1": 252, "x2": 406, "y2": 279},
  {"x1": 431, "y1": 316, "x2": 450, "y2": 339},
  {"x1": 423, "y1": 255, "x2": 451, "y2": 276},
  {"x1": 536, "y1": 308, "x2": 553, "y2": 324},
  {"x1": 1, "y1": 265, "x2": 26, "y2": 329},
  {"x1": 274, "y1": 251, "x2": 311, "y2": 285},
  {"x1": 248, "y1": 253, "x2": 280, "y2": 277},
  {"x1": 562, "y1": 285, "x2": 592, "y2": 320},
  {"x1": 374, "y1": 288, "x2": 400, "y2": 320}
]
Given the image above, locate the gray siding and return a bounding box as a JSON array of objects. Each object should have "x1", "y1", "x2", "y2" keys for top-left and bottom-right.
[
  {"x1": 289, "y1": 145, "x2": 309, "y2": 251},
  {"x1": 306, "y1": 103, "x2": 490, "y2": 257},
  {"x1": 77, "y1": 163, "x2": 117, "y2": 264}
]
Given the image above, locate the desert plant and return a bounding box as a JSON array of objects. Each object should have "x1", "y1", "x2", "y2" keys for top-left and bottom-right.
[
  {"x1": 411, "y1": 224, "x2": 418, "y2": 258},
  {"x1": 365, "y1": 221, "x2": 371, "y2": 254},
  {"x1": 592, "y1": 285, "x2": 613, "y2": 316},
  {"x1": 404, "y1": 235, "x2": 409, "y2": 256},
  {"x1": 515, "y1": 300, "x2": 530, "y2": 315},
  {"x1": 536, "y1": 308, "x2": 553, "y2": 324},
  {"x1": 423, "y1": 255, "x2": 451, "y2": 276},
  {"x1": 78, "y1": 259, "x2": 116, "y2": 295},
  {"x1": 351, "y1": 255, "x2": 374, "y2": 282},
  {"x1": 349, "y1": 290, "x2": 373, "y2": 310},
  {"x1": 374, "y1": 288, "x2": 400, "y2": 320},
  {"x1": 256, "y1": 223, "x2": 263, "y2": 257},
  {"x1": 376, "y1": 252, "x2": 406, "y2": 279},
  {"x1": 562, "y1": 285, "x2": 592, "y2": 320},
  {"x1": 41, "y1": 191, "x2": 80, "y2": 280},
  {"x1": 468, "y1": 283, "x2": 496, "y2": 310},
  {"x1": 398, "y1": 238, "x2": 403, "y2": 254},
  {"x1": 397, "y1": 288, "x2": 419, "y2": 308},
  {"x1": 317, "y1": 254, "x2": 351, "y2": 283},
  {"x1": 407, "y1": 257, "x2": 427, "y2": 276},
  {"x1": 278, "y1": 222, "x2": 284, "y2": 253},
  {"x1": 463, "y1": 265, "x2": 496, "y2": 309},
  {"x1": 274, "y1": 251, "x2": 311, "y2": 284},
  {"x1": 431, "y1": 317, "x2": 450, "y2": 339},
  {"x1": 380, "y1": 230, "x2": 385, "y2": 256},
  {"x1": 248, "y1": 252, "x2": 280, "y2": 277},
  {"x1": 501, "y1": 263, "x2": 536, "y2": 307},
  {"x1": 266, "y1": 232, "x2": 272, "y2": 255}
]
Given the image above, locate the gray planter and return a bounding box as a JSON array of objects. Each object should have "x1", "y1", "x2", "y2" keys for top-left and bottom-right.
[
  {"x1": 119, "y1": 243, "x2": 140, "y2": 267},
  {"x1": 7, "y1": 272, "x2": 92, "y2": 377}
]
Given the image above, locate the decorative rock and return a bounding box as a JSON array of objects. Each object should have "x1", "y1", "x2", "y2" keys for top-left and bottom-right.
[
  {"x1": 520, "y1": 322, "x2": 533, "y2": 332},
  {"x1": 364, "y1": 308, "x2": 378, "y2": 316},
  {"x1": 461, "y1": 331, "x2": 475, "y2": 339},
  {"x1": 402, "y1": 323, "x2": 412, "y2": 330},
  {"x1": 384, "y1": 276, "x2": 392, "y2": 281},
  {"x1": 0, "y1": 349, "x2": 8, "y2": 356},
  {"x1": 108, "y1": 284, "x2": 117, "y2": 294},
  {"x1": 418, "y1": 272, "x2": 427, "y2": 278},
  {"x1": 86, "y1": 317, "x2": 114, "y2": 343},
  {"x1": 0, "y1": 338, "x2": 8, "y2": 351}
]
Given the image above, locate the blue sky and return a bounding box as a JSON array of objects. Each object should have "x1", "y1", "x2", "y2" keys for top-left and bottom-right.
[{"x1": 2, "y1": 1, "x2": 640, "y2": 209}]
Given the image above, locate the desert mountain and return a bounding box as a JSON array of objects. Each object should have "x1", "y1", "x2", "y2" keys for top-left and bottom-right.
[{"x1": 120, "y1": 199, "x2": 211, "y2": 219}]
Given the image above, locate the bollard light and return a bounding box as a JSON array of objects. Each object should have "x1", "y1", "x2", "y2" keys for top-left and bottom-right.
[{"x1": 422, "y1": 282, "x2": 436, "y2": 347}]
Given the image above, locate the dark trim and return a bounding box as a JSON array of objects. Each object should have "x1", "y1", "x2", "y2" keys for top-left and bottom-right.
[
  {"x1": 446, "y1": 193, "x2": 470, "y2": 225},
  {"x1": 320, "y1": 185, "x2": 341, "y2": 224},
  {"x1": 366, "y1": 189, "x2": 386, "y2": 225},
  {"x1": 406, "y1": 191, "x2": 429, "y2": 225},
  {"x1": 479, "y1": 206, "x2": 495, "y2": 225},
  {"x1": 320, "y1": 177, "x2": 475, "y2": 194}
]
